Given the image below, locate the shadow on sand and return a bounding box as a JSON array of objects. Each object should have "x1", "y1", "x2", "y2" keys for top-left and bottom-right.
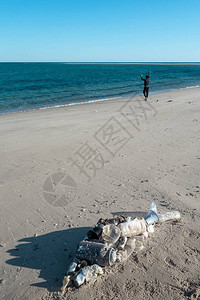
[
  {"x1": 6, "y1": 226, "x2": 90, "y2": 292},
  {"x1": 6, "y1": 211, "x2": 146, "y2": 292}
]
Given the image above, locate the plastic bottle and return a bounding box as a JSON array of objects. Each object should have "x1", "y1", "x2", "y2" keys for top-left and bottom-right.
[
  {"x1": 118, "y1": 218, "x2": 147, "y2": 237},
  {"x1": 76, "y1": 240, "x2": 117, "y2": 266},
  {"x1": 101, "y1": 224, "x2": 121, "y2": 244},
  {"x1": 145, "y1": 202, "x2": 159, "y2": 225},
  {"x1": 117, "y1": 238, "x2": 136, "y2": 262},
  {"x1": 158, "y1": 211, "x2": 181, "y2": 223},
  {"x1": 73, "y1": 264, "x2": 103, "y2": 287},
  {"x1": 66, "y1": 258, "x2": 78, "y2": 275}
]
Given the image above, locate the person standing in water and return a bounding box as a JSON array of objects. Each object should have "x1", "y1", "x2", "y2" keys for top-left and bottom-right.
[{"x1": 141, "y1": 71, "x2": 151, "y2": 100}]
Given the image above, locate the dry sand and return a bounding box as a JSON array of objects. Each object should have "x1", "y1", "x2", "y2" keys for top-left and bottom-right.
[{"x1": 0, "y1": 87, "x2": 199, "y2": 300}]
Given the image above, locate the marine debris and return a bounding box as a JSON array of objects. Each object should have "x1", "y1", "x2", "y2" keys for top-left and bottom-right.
[{"x1": 62, "y1": 202, "x2": 181, "y2": 291}]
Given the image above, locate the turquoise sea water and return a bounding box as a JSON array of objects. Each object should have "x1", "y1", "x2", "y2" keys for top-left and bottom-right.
[{"x1": 0, "y1": 63, "x2": 200, "y2": 114}]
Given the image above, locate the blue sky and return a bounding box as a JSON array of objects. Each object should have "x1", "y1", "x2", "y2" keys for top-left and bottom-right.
[{"x1": 0, "y1": 0, "x2": 200, "y2": 62}]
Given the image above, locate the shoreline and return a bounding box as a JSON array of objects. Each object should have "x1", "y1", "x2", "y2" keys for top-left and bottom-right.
[{"x1": 1, "y1": 85, "x2": 200, "y2": 116}]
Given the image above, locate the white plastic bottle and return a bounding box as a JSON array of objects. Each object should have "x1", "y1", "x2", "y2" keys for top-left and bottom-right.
[
  {"x1": 118, "y1": 218, "x2": 147, "y2": 237},
  {"x1": 158, "y1": 211, "x2": 181, "y2": 223},
  {"x1": 67, "y1": 258, "x2": 78, "y2": 275},
  {"x1": 117, "y1": 237, "x2": 136, "y2": 262},
  {"x1": 73, "y1": 264, "x2": 103, "y2": 287},
  {"x1": 101, "y1": 224, "x2": 121, "y2": 244}
]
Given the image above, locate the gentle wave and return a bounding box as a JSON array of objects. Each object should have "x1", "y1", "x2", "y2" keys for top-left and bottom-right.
[
  {"x1": 182, "y1": 85, "x2": 200, "y2": 89},
  {"x1": 38, "y1": 96, "x2": 122, "y2": 110},
  {"x1": 0, "y1": 96, "x2": 123, "y2": 115}
]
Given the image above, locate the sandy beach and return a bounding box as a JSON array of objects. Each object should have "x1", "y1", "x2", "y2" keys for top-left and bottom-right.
[{"x1": 0, "y1": 87, "x2": 200, "y2": 300}]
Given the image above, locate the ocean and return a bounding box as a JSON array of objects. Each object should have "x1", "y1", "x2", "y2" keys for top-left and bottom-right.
[{"x1": 0, "y1": 63, "x2": 200, "y2": 114}]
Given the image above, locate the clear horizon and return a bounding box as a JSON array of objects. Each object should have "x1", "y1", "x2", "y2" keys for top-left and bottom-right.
[{"x1": 1, "y1": 0, "x2": 200, "y2": 62}]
